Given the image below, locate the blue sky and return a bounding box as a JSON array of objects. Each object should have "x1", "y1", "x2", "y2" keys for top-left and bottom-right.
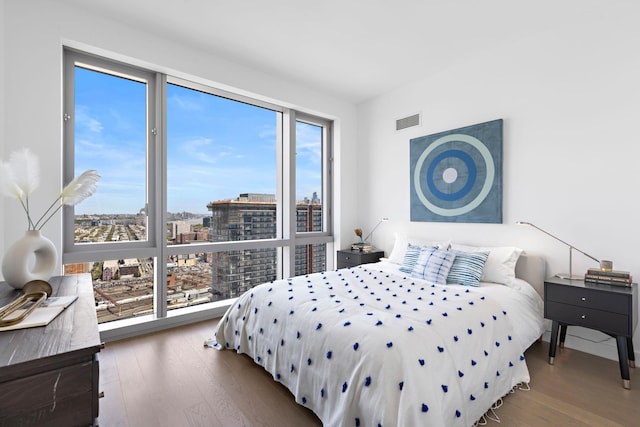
[{"x1": 74, "y1": 67, "x2": 321, "y2": 215}]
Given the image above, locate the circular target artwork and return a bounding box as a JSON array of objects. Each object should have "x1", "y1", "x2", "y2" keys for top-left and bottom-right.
[{"x1": 410, "y1": 119, "x2": 502, "y2": 223}]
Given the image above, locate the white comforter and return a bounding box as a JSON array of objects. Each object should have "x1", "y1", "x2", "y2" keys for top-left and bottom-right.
[{"x1": 209, "y1": 262, "x2": 543, "y2": 427}]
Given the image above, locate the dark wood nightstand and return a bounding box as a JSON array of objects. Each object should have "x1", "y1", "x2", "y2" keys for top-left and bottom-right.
[
  {"x1": 544, "y1": 276, "x2": 638, "y2": 389},
  {"x1": 337, "y1": 249, "x2": 384, "y2": 269},
  {"x1": 0, "y1": 274, "x2": 102, "y2": 426}
]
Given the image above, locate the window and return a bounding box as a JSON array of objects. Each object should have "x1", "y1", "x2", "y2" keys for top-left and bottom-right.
[
  {"x1": 296, "y1": 120, "x2": 324, "y2": 233},
  {"x1": 62, "y1": 49, "x2": 333, "y2": 329},
  {"x1": 166, "y1": 81, "x2": 280, "y2": 244},
  {"x1": 72, "y1": 66, "x2": 150, "y2": 243}
]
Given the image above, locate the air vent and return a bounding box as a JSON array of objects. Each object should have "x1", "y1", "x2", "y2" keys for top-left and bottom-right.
[{"x1": 396, "y1": 113, "x2": 421, "y2": 131}]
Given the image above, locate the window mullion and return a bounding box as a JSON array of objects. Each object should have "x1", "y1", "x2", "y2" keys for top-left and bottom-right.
[
  {"x1": 62, "y1": 51, "x2": 77, "y2": 258},
  {"x1": 281, "y1": 109, "x2": 297, "y2": 278},
  {"x1": 155, "y1": 73, "x2": 168, "y2": 318}
]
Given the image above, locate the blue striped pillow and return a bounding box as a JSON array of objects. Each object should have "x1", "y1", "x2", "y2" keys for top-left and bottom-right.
[
  {"x1": 410, "y1": 247, "x2": 456, "y2": 285},
  {"x1": 446, "y1": 251, "x2": 489, "y2": 287},
  {"x1": 399, "y1": 243, "x2": 437, "y2": 274}
]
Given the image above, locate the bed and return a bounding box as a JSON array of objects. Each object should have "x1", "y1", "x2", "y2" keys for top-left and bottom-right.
[{"x1": 207, "y1": 242, "x2": 545, "y2": 427}]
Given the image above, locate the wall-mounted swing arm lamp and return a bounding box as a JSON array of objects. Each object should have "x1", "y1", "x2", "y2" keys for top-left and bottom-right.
[{"x1": 516, "y1": 221, "x2": 600, "y2": 280}]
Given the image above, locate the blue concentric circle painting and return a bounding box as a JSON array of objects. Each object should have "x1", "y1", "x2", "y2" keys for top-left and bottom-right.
[{"x1": 410, "y1": 119, "x2": 502, "y2": 223}]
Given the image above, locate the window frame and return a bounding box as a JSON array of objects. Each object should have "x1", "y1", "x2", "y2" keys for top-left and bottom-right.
[
  {"x1": 62, "y1": 49, "x2": 160, "y2": 260},
  {"x1": 62, "y1": 48, "x2": 334, "y2": 332}
]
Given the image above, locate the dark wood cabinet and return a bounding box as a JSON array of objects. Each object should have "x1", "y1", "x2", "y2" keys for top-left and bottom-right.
[
  {"x1": 337, "y1": 249, "x2": 384, "y2": 269},
  {"x1": 0, "y1": 274, "x2": 101, "y2": 426},
  {"x1": 544, "y1": 277, "x2": 638, "y2": 388}
]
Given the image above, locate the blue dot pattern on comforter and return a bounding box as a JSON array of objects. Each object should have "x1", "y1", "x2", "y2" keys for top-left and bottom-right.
[{"x1": 211, "y1": 264, "x2": 529, "y2": 427}]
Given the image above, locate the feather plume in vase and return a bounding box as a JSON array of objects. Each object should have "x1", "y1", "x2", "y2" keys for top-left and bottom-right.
[{"x1": 0, "y1": 148, "x2": 100, "y2": 230}]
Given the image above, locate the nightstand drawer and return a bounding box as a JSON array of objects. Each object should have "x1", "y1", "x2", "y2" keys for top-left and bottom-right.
[
  {"x1": 546, "y1": 301, "x2": 631, "y2": 336},
  {"x1": 546, "y1": 283, "x2": 629, "y2": 314},
  {"x1": 336, "y1": 250, "x2": 383, "y2": 269},
  {"x1": 337, "y1": 251, "x2": 360, "y2": 268}
]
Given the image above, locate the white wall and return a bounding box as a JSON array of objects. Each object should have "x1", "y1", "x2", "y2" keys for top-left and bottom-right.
[
  {"x1": 357, "y1": 3, "x2": 640, "y2": 360},
  {"x1": 0, "y1": 0, "x2": 5, "y2": 254},
  {"x1": 0, "y1": 0, "x2": 358, "y2": 272}
]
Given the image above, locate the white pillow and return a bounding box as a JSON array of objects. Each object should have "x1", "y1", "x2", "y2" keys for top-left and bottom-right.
[
  {"x1": 387, "y1": 233, "x2": 448, "y2": 264},
  {"x1": 450, "y1": 243, "x2": 523, "y2": 287}
]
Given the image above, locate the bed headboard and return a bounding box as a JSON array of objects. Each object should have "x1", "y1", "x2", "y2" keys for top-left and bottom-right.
[{"x1": 515, "y1": 253, "x2": 546, "y2": 298}]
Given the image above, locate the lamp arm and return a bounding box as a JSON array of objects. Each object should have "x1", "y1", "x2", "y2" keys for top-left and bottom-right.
[
  {"x1": 570, "y1": 246, "x2": 600, "y2": 264},
  {"x1": 364, "y1": 218, "x2": 389, "y2": 242},
  {"x1": 517, "y1": 221, "x2": 600, "y2": 263}
]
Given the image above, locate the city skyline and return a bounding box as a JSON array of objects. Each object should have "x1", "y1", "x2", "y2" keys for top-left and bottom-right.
[
  {"x1": 73, "y1": 66, "x2": 322, "y2": 215},
  {"x1": 73, "y1": 194, "x2": 325, "y2": 323}
]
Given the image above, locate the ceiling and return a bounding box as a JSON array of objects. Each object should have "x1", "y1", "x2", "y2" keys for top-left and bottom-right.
[{"x1": 58, "y1": 0, "x2": 565, "y2": 104}]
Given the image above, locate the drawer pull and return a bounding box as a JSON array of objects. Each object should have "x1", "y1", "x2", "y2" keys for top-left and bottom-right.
[
  {"x1": 581, "y1": 297, "x2": 586, "y2": 302},
  {"x1": 345, "y1": 256, "x2": 351, "y2": 260},
  {"x1": 581, "y1": 315, "x2": 586, "y2": 319}
]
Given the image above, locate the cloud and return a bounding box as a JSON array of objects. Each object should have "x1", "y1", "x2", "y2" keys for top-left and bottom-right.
[
  {"x1": 76, "y1": 138, "x2": 105, "y2": 150},
  {"x1": 259, "y1": 125, "x2": 277, "y2": 140},
  {"x1": 166, "y1": 162, "x2": 277, "y2": 213},
  {"x1": 180, "y1": 136, "x2": 236, "y2": 165},
  {"x1": 75, "y1": 105, "x2": 104, "y2": 133},
  {"x1": 295, "y1": 123, "x2": 322, "y2": 165},
  {"x1": 168, "y1": 92, "x2": 205, "y2": 112}
]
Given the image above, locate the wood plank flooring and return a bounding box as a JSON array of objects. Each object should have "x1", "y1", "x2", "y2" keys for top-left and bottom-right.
[{"x1": 98, "y1": 320, "x2": 640, "y2": 426}]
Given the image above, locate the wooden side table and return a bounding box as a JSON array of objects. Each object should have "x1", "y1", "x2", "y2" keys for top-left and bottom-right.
[
  {"x1": 0, "y1": 274, "x2": 102, "y2": 426},
  {"x1": 337, "y1": 249, "x2": 384, "y2": 269},
  {"x1": 544, "y1": 276, "x2": 638, "y2": 389}
]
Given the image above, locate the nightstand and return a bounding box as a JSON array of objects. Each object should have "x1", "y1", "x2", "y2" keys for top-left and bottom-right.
[
  {"x1": 337, "y1": 249, "x2": 384, "y2": 269},
  {"x1": 544, "y1": 276, "x2": 638, "y2": 389}
]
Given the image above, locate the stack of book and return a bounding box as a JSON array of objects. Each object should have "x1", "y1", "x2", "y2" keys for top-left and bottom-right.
[
  {"x1": 584, "y1": 268, "x2": 633, "y2": 287},
  {"x1": 351, "y1": 242, "x2": 374, "y2": 252}
]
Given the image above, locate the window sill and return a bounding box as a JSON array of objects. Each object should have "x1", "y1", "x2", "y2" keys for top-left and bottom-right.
[{"x1": 98, "y1": 299, "x2": 234, "y2": 343}]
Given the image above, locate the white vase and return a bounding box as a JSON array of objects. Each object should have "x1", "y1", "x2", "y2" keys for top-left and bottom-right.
[{"x1": 1, "y1": 230, "x2": 57, "y2": 290}]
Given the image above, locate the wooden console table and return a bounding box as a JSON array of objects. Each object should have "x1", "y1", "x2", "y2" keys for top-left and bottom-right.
[{"x1": 0, "y1": 274, "x2": 101, "y2": 426}]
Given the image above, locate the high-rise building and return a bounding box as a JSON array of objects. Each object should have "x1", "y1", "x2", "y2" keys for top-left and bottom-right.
[
  {"x1": 294, "y1": 201, "x2": 324, "y2": 276},
  {"x1": 207, "y1": 193, "x2": 324, "y2": 299}
]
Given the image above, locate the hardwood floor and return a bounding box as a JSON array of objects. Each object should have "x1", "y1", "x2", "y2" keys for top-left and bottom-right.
[{"x1": 99, "y1": 320, "x2": 640, "y2": 426}]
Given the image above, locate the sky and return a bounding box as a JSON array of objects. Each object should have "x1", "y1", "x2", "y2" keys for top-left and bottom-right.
[{"x1": 73, "y1": 67, "x2": 322, "y2": 215}]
